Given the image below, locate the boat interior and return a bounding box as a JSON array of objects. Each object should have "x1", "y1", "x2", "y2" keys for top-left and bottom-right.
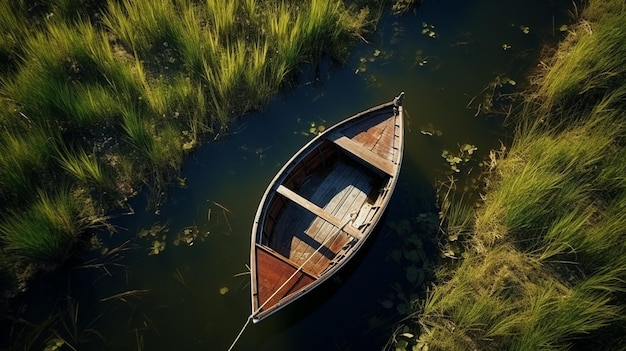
[{"x1": 259, "y1": 139, "x2": 388, "y2": 277}]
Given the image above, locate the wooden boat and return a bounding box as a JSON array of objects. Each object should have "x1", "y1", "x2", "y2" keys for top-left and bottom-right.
[{"x1": 249, "y1": 92, "x2": 405, "y2": 323}]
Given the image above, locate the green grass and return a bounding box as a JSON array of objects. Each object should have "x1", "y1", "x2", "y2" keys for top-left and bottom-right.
[
  {"x1": 0, "y1": 0, "x2": 383, "y2": 303},
  {"x1": 393, "y1": 1, "x2": 626, "y2": 350},
  {"x1": 0, "y1": 126, "x2": 56, "y2": 204},
  {"x1": 55, "y1": 144, "x2": 109, "y2": 189},
  {"x1": 0, "y1": 187, "x2": 86, "y2": 264}
]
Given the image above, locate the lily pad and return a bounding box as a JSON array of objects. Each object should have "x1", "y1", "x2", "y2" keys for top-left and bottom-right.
[
  {"x1": 139, "y1": 222, "x2": 168, "y2": 239},
  {"x1": 44, "y1": 338, "x2": 65, "y2": 351},
  {"x1": 173, "y1": 226, "x2": 202, "y2": 246},
  {"x1": 406, "y1": 265, "x2": 420, "y2": 283},
  {"x1": 149, "y1": 240, "x2": 166, "y2": 255},
  {"x1": 396, "y1": 303, "x2": 408, "y2": 314},
  {"x1": 388, "y1": 219, "x2": 412, "y2": 235}
]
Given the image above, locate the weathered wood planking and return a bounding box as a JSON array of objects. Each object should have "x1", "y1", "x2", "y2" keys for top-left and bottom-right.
[
  {"x1": 331, "y1": 134, "x2": 395, "y2": 175},
  {"x1": 254, "y1": 244, "x2": 316, "y2": 311},
  {"x1": 250, "y1": 92, "x2": 404, "y2": 323}
]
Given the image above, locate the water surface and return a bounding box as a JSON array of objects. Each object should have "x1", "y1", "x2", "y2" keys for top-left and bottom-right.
[{"x1": 6, "y1": 1, "x2": 575, "y2": 350}]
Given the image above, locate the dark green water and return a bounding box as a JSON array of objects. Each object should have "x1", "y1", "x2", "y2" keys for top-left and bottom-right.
[{"x1": 5, "y1": 1, "x2": 575, "y2": 350}]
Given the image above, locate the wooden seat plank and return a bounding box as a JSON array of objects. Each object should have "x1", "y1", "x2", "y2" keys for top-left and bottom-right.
[
  {"x1": 276, "y1": 185, "x2": 363, "y2": 240},
  {"x1": 330, "y1": 134, "x2": 396, "y2": 176}
]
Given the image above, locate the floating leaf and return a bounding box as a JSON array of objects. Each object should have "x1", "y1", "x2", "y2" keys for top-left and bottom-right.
[
  {"x1": 502, "y1": 43, "x2": 511, "y2": 50},
  {"x1": 389, "y1": 219, "x2": 412, "y2": 235},
  {"x1": 219, "y1": 286, "x2": 229, "y2": 295},
  {"x1": 406, "y1": 233, "x2": 422, "y2": 246},
  {"x1": 149, "y1": 240, "x2": 166, "y2": 255},
  {"x1": 396, "y1": 339, "x2": 409, "y2": 351},
  {"x1": 461, "y1": 144, "x2": 477, "y2": 154},
  {"x1": 44, "y1": 338, "x2": 65, "y2": 351},
  {"x1": 420, "y1": 22, "x2": 437, "y2": 38},
  {"x1": 404, "y1": 250, "x2": 420, "y2": 263},
  {"x1": 396, "y1": 303, "x2": 408, "y2": 314},
  {"x1": 520, "y1": 25, "x2": 530, "y2": 34},
  {"x1": 406, "y1": 265, "x2": 420, "y2": 283}
]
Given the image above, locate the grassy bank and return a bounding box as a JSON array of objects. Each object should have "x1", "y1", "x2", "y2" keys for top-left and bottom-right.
[
  {"x1": 392, "y1": 0, "x2": 626, "y2": 350},
  {"x1": 0, "y1": 0, "x2": 387, "y2": 296}
]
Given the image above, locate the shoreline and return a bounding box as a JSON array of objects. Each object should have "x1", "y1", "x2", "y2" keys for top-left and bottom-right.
[{"x1": 392, "y1": 0, "x2": 626, "y2": 349}]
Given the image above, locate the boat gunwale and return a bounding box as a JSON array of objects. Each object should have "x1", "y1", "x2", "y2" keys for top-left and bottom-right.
[{"x1": 250, "y1": 96, "x2": 404, "y2": 323}]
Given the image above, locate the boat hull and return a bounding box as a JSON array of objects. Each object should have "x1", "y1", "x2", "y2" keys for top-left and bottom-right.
[{"x1": 250, "y1": 93, "x2": 405, "y2": 323}]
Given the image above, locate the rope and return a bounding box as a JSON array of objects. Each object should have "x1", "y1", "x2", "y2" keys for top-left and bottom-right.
[
  {"x1": 226, "y1": 218, "x2": 354, "y2": 350},
  {"x1": 227, "y1": 314, "x2": 253, "y2": 351}
]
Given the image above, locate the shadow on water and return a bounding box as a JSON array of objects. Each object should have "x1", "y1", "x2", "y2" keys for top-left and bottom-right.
[{"x1": 2, "y1": 1, "x2": 578, "y2": 350}]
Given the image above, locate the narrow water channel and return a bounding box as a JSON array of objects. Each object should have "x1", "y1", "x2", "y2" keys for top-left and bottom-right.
[{"x1": 6, "y1": 1, "x2": 575, "y2": 350}]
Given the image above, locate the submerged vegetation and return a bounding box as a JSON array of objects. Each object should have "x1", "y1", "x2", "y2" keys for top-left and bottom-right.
[
  {"x1": 0, "y1": 0, "x2": 387, "y2": 296},
  {"x1": 393, "y1": 0, "x2": 626, "y2": 349}
]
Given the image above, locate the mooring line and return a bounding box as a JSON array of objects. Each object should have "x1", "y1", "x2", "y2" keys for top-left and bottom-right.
[{"x1": 227, "y1": 314, "x2": 253, "y2": 351}]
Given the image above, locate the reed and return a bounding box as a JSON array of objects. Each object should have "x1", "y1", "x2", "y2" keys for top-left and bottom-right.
[
  {"x1": 204, "y1": 0, "x2": 237, "y2": 40},
  {"x1": 267, "y1": 2, "x2": 304, "y2": 72},
  {"x1": 0, "y1": 187, "x2": 84, "y2": 263},
  {"x1": 120, "y1": 108, "x2": 155, "y2": 160},
  {"x1": 3, "y1": 20, "x2": 122, "y2": 128},
  {"x1": 0, "y1": 1, "x2": 31, "y2": 73},
  {"x1": 532, "y1": 0, "x2": 626, "y2": 122},
  {"x1": 102, "y1": 0, "x2": 181, "y2": 55},
  {"x1": 401, "y1": 1, "x2": 626, "y2": 349},
  {"x1": 55, "y1": 144, "x2": 109, "y2": 189},
  {"x1": 0, "y1": 126, "x2": 56, "y2": 204},
  {"x1": 147, "y1": 123, "x2": 184, "y2": 171},
  {"x1": 178, "y1": 2, "x2": 218, "y2": 75},
  {"x1": 0, "y1": 0, "x2": 379, "y2": 277}
]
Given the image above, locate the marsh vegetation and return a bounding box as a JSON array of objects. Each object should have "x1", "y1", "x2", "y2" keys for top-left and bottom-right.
[
  {"x1": 0, "y1": 0, "x2": 383, "y2": 294},
  {"x1": 392, "y1": 0, "x2": 626, "y2": 349}
]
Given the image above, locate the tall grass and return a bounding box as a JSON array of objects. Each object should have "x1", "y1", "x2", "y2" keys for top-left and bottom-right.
[
  {"x1": 0, "y1": 0, "x2": 378, "y2": 280},
  {"x1": 0, "y1": 1, "x2": 32, "y2": 73},
  {"x1": 55, "y1": 144, "x2": 109, "y2": 189},
  {"x1": 3, "y1": 20, "x2": 122, "y2": 128},
  {"x1": 0, "y1": 126, "x2": 56, "y2": 204},
  {"x1": 402, "y1": 1, "x2": 626, "y2": 350},
  {"x1": 0, "y1": 187, "x2": 85, "y2": 263},
  {"x1": 267, "y1": 2, "x2": 304, "y2": 74},
  {"x1": 102, "y1": 0, "x2": 182, "y2": 55},
  {"x1": 532, "y1": 0, "x2": 626, "y2": 122}
]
